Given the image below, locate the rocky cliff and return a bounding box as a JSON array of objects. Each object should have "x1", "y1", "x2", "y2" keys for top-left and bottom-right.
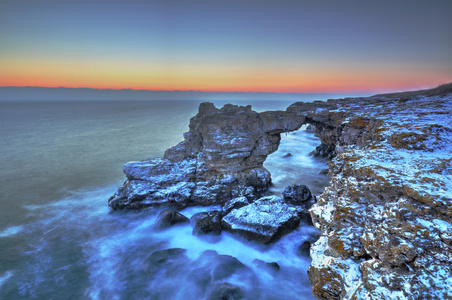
[
  {"x1": 109, "y1": 88, "x2": 452, "y2": 298},
  {"x1": 307, "y1": 93, "x2": 452, "y2": 299},
  {"x1": 108, "y1": 102, "x2": 307, "y2": 209}
]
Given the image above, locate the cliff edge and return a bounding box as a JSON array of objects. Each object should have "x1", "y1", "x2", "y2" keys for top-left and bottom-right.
[{"x1": 308, "y1": 93, "x2": 452, "y2": 299}]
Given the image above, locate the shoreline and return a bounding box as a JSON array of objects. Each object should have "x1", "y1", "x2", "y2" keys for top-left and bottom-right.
[{"x1": 109, "y1": 84, "x2": 452, "y2": 299}]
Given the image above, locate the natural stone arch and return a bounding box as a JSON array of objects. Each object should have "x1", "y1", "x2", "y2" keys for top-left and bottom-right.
[{"x1": 109, "y1": 101, "x2": 344, "y2": 209}]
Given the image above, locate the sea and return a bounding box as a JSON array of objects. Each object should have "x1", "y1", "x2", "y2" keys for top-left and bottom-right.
[{"x1": 0, "y1": 99, "x2": 330, "y2": 299}]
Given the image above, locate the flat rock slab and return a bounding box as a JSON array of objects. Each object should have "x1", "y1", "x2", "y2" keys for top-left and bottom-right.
[{"x1": 221, "y1": 195, "x2": 300, "y2": 243}]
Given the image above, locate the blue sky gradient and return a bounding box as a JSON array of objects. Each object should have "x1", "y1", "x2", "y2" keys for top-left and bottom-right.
[{"x1": 1, "y1": 0, "x2": 451, "y2": 93}]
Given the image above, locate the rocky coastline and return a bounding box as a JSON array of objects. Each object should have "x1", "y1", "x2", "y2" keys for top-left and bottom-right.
[{"x1": 109, "y1": 85, "x2": 452, "y2": 299}]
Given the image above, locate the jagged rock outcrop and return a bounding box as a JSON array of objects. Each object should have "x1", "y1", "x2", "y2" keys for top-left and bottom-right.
[
  {"x1": 109, "y1": 102, "x2": 307, "y2": 209},
  {"x1": 308, "y1": 94, "x2": 452, "y2": 299}
]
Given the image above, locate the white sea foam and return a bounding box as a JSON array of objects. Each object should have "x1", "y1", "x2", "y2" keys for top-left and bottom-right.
[
  {"x1": 0, "y1": 225, "x2": 24, "y2": 238},
  {"x1": 0, "y1": 271, "x2": 13, "y2": 289}
]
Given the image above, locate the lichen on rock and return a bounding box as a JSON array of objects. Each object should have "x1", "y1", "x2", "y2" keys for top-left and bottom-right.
[
  {"x1": 308, "y1": 93, "x2": 452, "y2": 299},
  {"x1": 221, "y1": 195, "x2": 301, "y2": 243}
]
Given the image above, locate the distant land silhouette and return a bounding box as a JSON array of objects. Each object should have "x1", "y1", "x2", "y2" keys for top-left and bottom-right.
[{"x1": 0, "y1": 86, "x2": 366, "y2": 101}]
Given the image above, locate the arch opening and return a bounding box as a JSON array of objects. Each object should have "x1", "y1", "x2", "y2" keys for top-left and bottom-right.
[{"x1": 263, "y1": 124, "x2": 330, "y2": 197}]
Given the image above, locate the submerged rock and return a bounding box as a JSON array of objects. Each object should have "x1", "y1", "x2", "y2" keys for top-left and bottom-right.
[
  {"x1": 155, "y1": 210, "x2": 189, "y2": 229},
  {"x1": 297, "y1": 240, "x2": 311, "y2": 257},
  {"x1": 190, "y1": 211, "x2": 222, "y2": 236},
  {"x1": 318, "y1": 168, "x2": 329, "y2": 175},
  {"x1": 143, "y1": 248, "x2": 189, "y2": 278},
  {"x1": 208, "y1": 282, "x2": 244, "y2": 300},
  {"x1": 145, "y1": 248, "x2": 187, "y2": 265},
  {"x1": 195, "y1": 250, "x2": 259, "y2": 299},
  {"x1": 221, "y1": 195, "x2": 301, "y2": 243},
  {"x1": 252, "y1": 259, "x2": 280, "y2": 272}
]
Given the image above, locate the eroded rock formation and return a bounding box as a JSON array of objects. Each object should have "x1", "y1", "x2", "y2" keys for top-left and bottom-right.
[
  {"x1": 308, "y1": 94, "x2": 452, "y2": 299},
  {"x1": 109, "y1": 102, "x2": 307, "y2": 209},
  {"x1": 109, "y1": 88, "x2": 452, "y2": 298}
]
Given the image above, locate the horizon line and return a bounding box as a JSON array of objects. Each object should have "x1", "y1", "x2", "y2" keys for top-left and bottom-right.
[{"x1": 0, "y1": 85, "x2": 374, "y2": 95}]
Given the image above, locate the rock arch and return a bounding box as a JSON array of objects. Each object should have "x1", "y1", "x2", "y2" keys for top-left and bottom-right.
[{"x1": 108, "y1": 101, "x2": 344, "y2": 209}]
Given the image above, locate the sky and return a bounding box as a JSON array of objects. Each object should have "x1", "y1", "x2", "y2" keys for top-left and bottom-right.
[{"x1": 1, "y1": 0, "x2": 451, "y2": 94}]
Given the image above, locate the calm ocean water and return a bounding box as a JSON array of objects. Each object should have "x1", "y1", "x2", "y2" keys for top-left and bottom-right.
[{"x1": 0, "y1": 99, "x2": 329, "y2": 299}]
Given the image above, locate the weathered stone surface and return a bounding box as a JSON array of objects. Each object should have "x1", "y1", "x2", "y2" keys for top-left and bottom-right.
[
  {"x1": 155, "y1": 210, "x2": 189, "y2": 229},
  {"x1": 109, "y1": 102, "x2": 308, "y2": 209},
  {"x1": 221, "y1": 195, "x2": 301, "y2": 243},
  {"x1": 108, "y1": 158, "x2": 197, "y2": 209},
  {"x1": 190, "y1": 211, "x2": 222, "y2": 236},
  {"x1": 221, "y1": 196, "x2": 250, "y2": 216},
  {"x1": 109, "y1": 100, "x2": 351, "y2": 210},
  {"x1": 308, "y1": 93, "x2": 452, "y2": 299},
  {"x1": 282, "y1": 184, "x2": 312, "y2": 205}
]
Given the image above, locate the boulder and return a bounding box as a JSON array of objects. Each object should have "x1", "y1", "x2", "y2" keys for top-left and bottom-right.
[
  {"x1": 318, "y1": 168, "x2": 329, "y2": 175},
  {"x1": 306, "y1": 124, "x2": 315, "y2": 132},
  {"x1": 253, "y1": 259, "x2": 280, "y2": 272},
  {"x1": 297, "y1": 240, "x2": 311, "y2": 257},
  {"x1": 155, "y1": 210, "x2": 189, "y2": 229},
  {"x1": 282, "y1": 184, "x2": 312, "y2": 205},
  {"x1": 143, "y1": 248, "x2": 189, "y2": 278},
  {"x1": 190, "y1": 211, "x2": 222, "y2": 236},
  {"x1": 310, "y1": 143, "x2": 336, "y2": 159},
  {"x1": 140, "y1": 248, "x2": 257, "y2": 299},
  {"x1": 221, "y1": 196, "x2": 301, "y2": 243},
  {"x1": 208, "y1": 282, "x2": 244, "y2": 300},
  {"x1": 193, "y1": 250, "x2": 259, "y2": 299}
]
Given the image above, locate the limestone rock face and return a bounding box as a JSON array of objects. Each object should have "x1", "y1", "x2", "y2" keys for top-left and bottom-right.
[
  {"x1": 108, "y1": 159, "x2": 197, "y2": 209},
  {"x1": 221, "y1": 195, "x2": 301, "y2": 243},
  {"x1": 308, "y1": 94, "x2": 452, "y2": 299}
]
